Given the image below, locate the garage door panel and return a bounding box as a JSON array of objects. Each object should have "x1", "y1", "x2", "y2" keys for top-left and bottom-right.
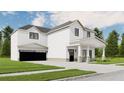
[{"x1": 19, "y1": 52, "x2": 46, "y2": 61}]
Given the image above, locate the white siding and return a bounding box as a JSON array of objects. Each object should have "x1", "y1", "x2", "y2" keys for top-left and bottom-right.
[
  {"x1": 11, "y1": 21, "x2": 97, "y2": 61},
  {"x1": 17, "y1": 27, "x2": 47, "y2": 46},
  {"x1": 70, "y1": 21, "x2": 84, "y2": 42},
  {"x1": 11, "y1": 31, "x2": 19, "y2": 61},
  {"x1": 11, "y1": 27, "x2": 48, "y2": 61},
  {"x1": 47, "y1": 28, "x2": 70, "y2": 59},
  {"x1": 70, "y1": 21, "x2": 95, "y2": 42},
  {"x1": 91, "y1": 31, "x2": 95, "y2": 38},
  {"x1": 83, "y1": 30, "x2": 95, "y2": 38}
]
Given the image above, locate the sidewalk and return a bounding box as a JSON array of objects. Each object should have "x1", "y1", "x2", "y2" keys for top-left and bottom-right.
[{"x1": 0, "y1": 69, "x2": 66, "y2": 77}]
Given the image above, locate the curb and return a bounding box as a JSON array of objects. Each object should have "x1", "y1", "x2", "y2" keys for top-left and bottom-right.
[{"x1": 53, "y1": 73, "x2": 102, "y2": 81}]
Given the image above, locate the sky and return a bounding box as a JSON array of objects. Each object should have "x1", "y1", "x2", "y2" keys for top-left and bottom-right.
[{"x1": 0, "y1": 11, "x2": 124, "y2": 40}]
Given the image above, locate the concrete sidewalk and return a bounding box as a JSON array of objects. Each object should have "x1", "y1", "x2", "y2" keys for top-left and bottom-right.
[
  {"x1": 0, "y1": 69, "x2": 66, "y2": 77},
  {"x1": 27, "y1": 61, "x2": 124, "y2": 73}
]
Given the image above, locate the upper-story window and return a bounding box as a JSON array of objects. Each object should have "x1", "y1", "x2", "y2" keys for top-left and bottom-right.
[
  {"x1": 29, "y1": 32, "x2": 39, "y2": 39},
  {"x1": 87, "y1": 31, "x2": 91, "y2": 38},
  {"x1": 75, "y1": 28, "x2": 79, "y2": 36}
]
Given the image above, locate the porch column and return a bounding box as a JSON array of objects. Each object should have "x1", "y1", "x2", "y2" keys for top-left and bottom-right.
[
  {"x1": 78, "y1": 45, "x2": 82, "y2": 62},
  {"x1": 86, "y1": 46, "x2": 90, "y2": 63},
  {"x1": 92, "y1": 49, "x2": 95, "y2": 59},
  {"x1": 102, "y1": 47, "x2": 105, "y2": 60}
]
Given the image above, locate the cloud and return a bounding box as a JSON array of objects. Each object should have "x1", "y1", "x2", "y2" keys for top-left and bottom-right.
[
  {"x1": 50, "y1": 11, "x2": 124, "y2": 28},
  {"x1": 1, "y1": 11, "x2": 16, "y2": 16},
  {"x1": 32, "y1": 12, "x2": 45, "y2": 26}
]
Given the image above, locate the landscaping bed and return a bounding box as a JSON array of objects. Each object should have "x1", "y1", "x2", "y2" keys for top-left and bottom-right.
[{"x1": 93, "y1": 57, "x2": 124, "y2": 64}]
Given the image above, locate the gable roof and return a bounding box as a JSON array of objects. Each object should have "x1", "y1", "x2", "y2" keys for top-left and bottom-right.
[
  {"x1": 11, "y1": 25, "x2": 51, "y2": 36},
  {"x1": 47, "y1": 20, "x2": 95, "y2": 34},
  {"x1": 47, "y1": 21, "x2": 73, "y2": 34},
  {"x1": 19, "y1": 25, "x2": 51, "y2": 33},
  {"x1": 51, "y1": 21, "x2": 73, "y2": 31},
  {"x1": 11, "y1": 20, "x2": 95, "y2": 36}
]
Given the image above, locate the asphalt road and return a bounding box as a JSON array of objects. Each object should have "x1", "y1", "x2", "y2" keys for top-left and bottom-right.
[{"x1": 73, "y1": 70, "x2": 124, "y2": 81}]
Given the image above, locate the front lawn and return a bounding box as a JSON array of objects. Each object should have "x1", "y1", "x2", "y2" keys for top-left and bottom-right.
[
  {"x1": 0, "y1": 58, "x2": 63, "y2": 74},
  {"x1": 94, "y1": 57, "x2": 124, "y2": 64},
  {"x1": 0, "y1": 69, "x2": 95, "y2": 81}
]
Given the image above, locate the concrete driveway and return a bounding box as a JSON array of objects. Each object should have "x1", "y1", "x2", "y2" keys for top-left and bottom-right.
[{"x1": 27, "y1": 61, "x2": 124, "y2": 73}]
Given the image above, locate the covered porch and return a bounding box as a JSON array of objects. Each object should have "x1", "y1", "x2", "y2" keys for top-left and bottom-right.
[{"x1": 67, "y1": 37, "x2": 106, "y2": 63}]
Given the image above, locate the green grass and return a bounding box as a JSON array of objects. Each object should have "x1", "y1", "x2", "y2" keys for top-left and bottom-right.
[
  {"x1": 0, "y1": 69, "x2": 95, "y2": 81},
  {"x1": 0, "y1": 58, "x2": 64, "y2": 74},
  {"x1": 94, "y1": 57, "x2": 124, "y2": 64}
]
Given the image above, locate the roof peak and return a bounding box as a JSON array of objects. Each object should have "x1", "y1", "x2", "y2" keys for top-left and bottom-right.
[
  {"x1": 19, "y1": 24, "x2": 50, "y2": 29},
  {"x1": 18, "y1": 24, "x2": 50, "y2": 33}
]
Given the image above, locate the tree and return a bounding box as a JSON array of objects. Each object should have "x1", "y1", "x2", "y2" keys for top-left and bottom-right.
[
  {"x1": 94, "y1": 27, "x2": 103, "y2": 39},
  {"x1": 0, "y1": 31, "x2": 2, "y2": 40},
  {"x1": 95, "y1": 48, "x2": 102, "y2": 57},
  {"x1": 105, "y1": 30, "x2": 119, "y2": 57},
  {"x1": 0, "y1": 31, "x2": 2, "y2": 54},
  {"x1": 94, "y1": 27, "x2": 104, "y2": 57},
  {"x1": 120, "y1": 33, "x2": 124, "y2": 56},
  {"x1": 2, "y1": 26, "x2": 13, "y2": 40},
  {"x1": 1, "y1": 26, "x2": 13, "y2": 56},
  {"x1": 1, "y1": 39, "x2": 10, "y2": 56}
]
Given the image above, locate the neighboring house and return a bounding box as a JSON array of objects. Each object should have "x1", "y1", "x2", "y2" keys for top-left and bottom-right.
[{"x1": 11, "y1": 20, "x2": 106, "y2": 62}]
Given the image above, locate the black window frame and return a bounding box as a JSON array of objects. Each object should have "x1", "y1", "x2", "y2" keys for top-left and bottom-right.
[
  {"x1": 75, "y1": 28, "x2": 79, "y2": 36},
  {"x1": 29, "y1": 32, "x2": 39, "y2": 40},
  {"x1": 87, "y1": 31, "x2": 91, "y2": 38}
]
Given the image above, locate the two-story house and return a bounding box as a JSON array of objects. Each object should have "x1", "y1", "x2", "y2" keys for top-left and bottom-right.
[{"x1": 11, "y1": 20, "x2": 106, "y2": 63}]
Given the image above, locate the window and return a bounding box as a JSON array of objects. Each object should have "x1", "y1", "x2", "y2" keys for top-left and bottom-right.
[
  {"x1": 87, "y1": 31, "x2": 90, "y2": 38},
  {"x1": 29, "y1": 32, "x2": 39, "y2": 39},
  {"x1": 75, "y1": 28, "x2": 79, "y2": 36}
]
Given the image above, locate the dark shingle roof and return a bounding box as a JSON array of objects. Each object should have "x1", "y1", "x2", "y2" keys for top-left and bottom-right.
[
  {"x1": 51, "y1": 21, "x2": 73, "y2": 31},
  {"x1": 19, "y1": 25, "x2": 33, "y2": 30},
  {"x1": 48, "y1": 20, "x2": 96, "y2": 34},
  {"x1": 19, "y1": 25, "x2": 50, "y2": 33},
  {"x1": 12, "y1": 20, "x2": 95, "y2": 36}
]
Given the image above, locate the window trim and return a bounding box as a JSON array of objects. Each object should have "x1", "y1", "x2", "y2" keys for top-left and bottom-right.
[
  {"x1": 87, "y1": 31, "x2": 91, "y2": 38},
  {"x1": 74, "y1": 28, "x2": 79, "y2": 36},
  {"x1": 29, "y1": 32, "x2": 39, "y2": 40}
]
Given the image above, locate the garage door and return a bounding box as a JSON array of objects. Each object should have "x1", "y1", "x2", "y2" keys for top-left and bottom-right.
[{"x1": 19, "y1": 52, "x2": 46, "y2": 61}]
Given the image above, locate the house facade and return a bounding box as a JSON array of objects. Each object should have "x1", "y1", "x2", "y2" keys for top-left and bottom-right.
[{"x1": 11, "y1": 20, "x2": 106, "y2": 62}]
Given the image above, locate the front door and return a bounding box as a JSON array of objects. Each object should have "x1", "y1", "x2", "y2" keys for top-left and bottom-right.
[{"x1": 68, "y1": 49, "x2": 74, "y2": 62}]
